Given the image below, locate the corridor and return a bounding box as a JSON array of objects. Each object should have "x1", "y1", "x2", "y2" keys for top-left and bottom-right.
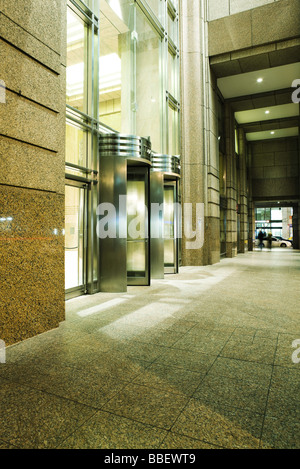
[{"x1": 1, "y1": 249, "x2": 300, "y2": 449}]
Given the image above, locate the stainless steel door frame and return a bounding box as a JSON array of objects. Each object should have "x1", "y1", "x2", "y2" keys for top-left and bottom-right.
[
  {"x1": 99, "y1": 155, "x2": 127, "y2": 293},
  {"x1": 150, "y1": 171, "x2": 164, "y2": 279},
  {"x1": 164, "y1": 180, "x2": 179, "y2": 274}
]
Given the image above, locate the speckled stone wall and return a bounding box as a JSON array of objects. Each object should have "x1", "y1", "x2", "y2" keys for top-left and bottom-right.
[
  {"x1": 0, "y1": 0, "x2": 66, "y2": 345},
  {"x1": 179, "y1": 0, "x2": 221, "y2": 267}
]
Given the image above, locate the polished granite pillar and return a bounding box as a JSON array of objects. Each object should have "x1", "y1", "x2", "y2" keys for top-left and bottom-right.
[
  {"x1": 179, "y1": 0, "x2": 220, "y2": 267},
  {"x1": 0, "y1": 0, "x2": 66, "y2": 345}
]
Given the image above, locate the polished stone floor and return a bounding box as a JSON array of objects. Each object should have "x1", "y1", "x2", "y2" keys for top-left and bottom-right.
[{"x1": 1, "y1": 249, "x2": 300, "y2": 449}]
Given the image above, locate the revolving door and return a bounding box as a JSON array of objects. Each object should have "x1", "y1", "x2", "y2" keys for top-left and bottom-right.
[
  {"x1": 151, "y1": 154, "x2": 181, "y2": 276},
  {"x1": 99, "y1": 134, "x2": 151, "y2": 292}
]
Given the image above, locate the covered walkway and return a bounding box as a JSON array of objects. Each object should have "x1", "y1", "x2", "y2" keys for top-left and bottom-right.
[{"x1": 1, "y1": 249, "x2": 300, "y2": 449}]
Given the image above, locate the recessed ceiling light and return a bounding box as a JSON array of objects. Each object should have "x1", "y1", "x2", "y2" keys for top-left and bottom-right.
[
  {"x1": 271, "y1": 131, "x2": 275, "y2": 135},
  {"x1": 265, "y1": 110, "x2": 270, "y2": 114},
  {"x1": 257, "y1": 78, "x2": 263, "y2": 83}
]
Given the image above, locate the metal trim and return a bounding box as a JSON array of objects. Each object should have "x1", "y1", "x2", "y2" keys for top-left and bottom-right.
[
  {"x1": 65, "y1": 173, "x2": 96, "y2": 184},
  {"x1": 134, "y1": 0, "x2": 165, "y2": 39}
]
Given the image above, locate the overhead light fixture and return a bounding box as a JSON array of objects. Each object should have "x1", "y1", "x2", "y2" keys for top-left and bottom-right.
[
  {"x1": 271, "y1": 131, "x2": 275, "y2": 135},
  {"x1": 265, "y1": 110, "x2": 270, "y2": 114},
  {"x1": 257, "y1": 78, "x2": 263, "y2": 83}
]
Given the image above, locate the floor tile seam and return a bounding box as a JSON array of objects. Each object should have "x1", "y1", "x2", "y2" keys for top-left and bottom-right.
[
  {"x1": 52, "y1": 408, "x2": 169, "y2": 449},
  {"x1": 185, "y1": 327, "x2": 272, "y2": 400},
  {"x1": 50, "y1": 408, "x2": 109, "y2": 449},
  {"x1": 136, "y1": 360, "x2": 209, "y2": 377},
  {"x1": 191, "y1": 394, "x2": 268, "y2": 416},
  {"x1": 128, "y1": 376, "x2": 203, "y2": 398},
  {"x1": 100, "y1": 379, "x2": 195, "y2": 404},
  {"x1": 3, "y1": 403, "x2": 100, "y2": 450},
  {"x1": 258, "y1": 334, "x2": 280, "y2": 444},
  {"x1": 1, "y1": 359, "x2": 140, "y2": 381},
  {"x1": 159, "y1": 428, "x2": 225, "y2": 449},
  {"x1": 271, "y1": 362, "x2": 300, "y2": 374},
  {"x1": 167, "y1": 400, "x2": 263, "y2": 449},
  {"x1": 193, "y1": 371, "x2": 274, "y2": 389},
  {"x1": 167, "y1": 353, "x2": 222, "y2": 432},
  {"x1": 0, "y1": 375, "x2": 121, "y2": 416},
  {"x1": 81, "y1": 406, "x2": 183, "y2": 434},
  {"x1": 219, "y1": 354, "x2": 275, "y2": 367},
  {"x1": 189, "y1": 326, "x2": 238, "y2": 394},
  {"x1": 188, "y1": 395, "x2": 266, "y2": 418},
  {"x1": 3, "y1": 372, "x2": 135, "y2": 399},
  {"x1": 168, "y1": 338, "x2": 232, "y2": 354}
]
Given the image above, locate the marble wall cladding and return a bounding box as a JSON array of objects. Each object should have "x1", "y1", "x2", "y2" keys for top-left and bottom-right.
[
  {"x1": 0, "y1": 12, "x2": 61, "y2": 74},
  {"x1": 0, "y1": 0, "x2": 62, "y2": 54},
  {"x1": 180, "y1": 5, "x2": 221, "y2": 267},
  {"x1": 251, "y1": 138, "x2": 299, "y2": 199},
  {"x1": 0, "y1": 136, "x2": 65, "y2": 195},
  {"x1": 208, "y1": 0, "x2": 280, "y2": 21},
  {"x1": 0, "y1": 1, "x2": 66, "y2": 344},
  {"x1": 208, "y1": 10, "x2": 252, "y2": 56},
  {"x1": 251, "y1": 0, "x2": 300, "y2": 46},
  {"x1": 0, "y1": 186, "x2": 65, "y2": 346},
  {"x1": 0, "y1": 90, "x2": 60, "y2": 152},
  {"x1": 208, "y1": 0, "x2": 300, "y2": 56},
  {"x1": 0, "y1": 39, "x2": 61, "y2": 112}
]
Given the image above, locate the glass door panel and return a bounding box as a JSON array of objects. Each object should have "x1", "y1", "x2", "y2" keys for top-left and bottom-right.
[
  {"x1": 65, "y1": 183, "x2": 87, "y2": 295},
  {"x1": 164, "y1": 183, "x2": 177, "y2": 273},
  {"x1": 127, "y1": 169, "x2": 149, "y2": 285}
]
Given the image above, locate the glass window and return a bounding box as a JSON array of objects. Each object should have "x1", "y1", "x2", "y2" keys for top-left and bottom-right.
[
  {"x1": 136, "y1": 7, "x2": 162, "y2": 152},
  {"x1": 145, "y1": 0, "x2": 160, "y2": 19},
  {"x1": 65, "y1": 184, "x2": 85, "y2": 290},
  {"x1": 99, "y1": 1, "x2": 132, "y2": 133},
  {"x1": 168, "y1": 50, "x2": 176, "y2": 97},
  {"x1": 168, "y1": 103, "x2": 179, "y2": 155},
  {"x1": 66, "y1": 8, "x2": 88, "y2": 113},
  {"x1": 168, "y1": 11, "x2": 177, "y2": 45},
  {"x1": 271, "y1": 208, "x2": 282, "y2": 221},
  {"x1": 127, "y1": 173, "x2": 148, "y2": 278},
  {"x1": 65, "y1": 121, "x2": 87, "y2": 166}
]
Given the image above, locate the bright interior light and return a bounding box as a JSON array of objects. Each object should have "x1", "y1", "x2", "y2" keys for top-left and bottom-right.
[
  {"x1": 257, "y1": 78, "x2": 263, "y2": 83},
  {"x1": 66, "y1": 62, "x2": 84, "y2": 97},
  {"x1": 67, "y1": 10, "x2": 84, "y2": 45},
  {"x1": 265, "y1": 110, "x2": 270, "y2": 114},
  {"x1": 271, "y1": 131, "x2": 275, "y2": 135},
  {"x1": 99, "y1": 53, "x2": 121, "y2": 92},
  {"x1": 109, "y1": 0, "x2": 123, "y2": 20}
]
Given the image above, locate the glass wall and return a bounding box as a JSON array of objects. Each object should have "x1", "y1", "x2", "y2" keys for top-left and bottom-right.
[
  {"x1": 99, "y1": 0, "x2": 180, "y2": 153},
  {"x1": 65, "y1": 184, "x2": 86, "y2": 291},
  {"x1": 65, "y1": 0, "x2": 99, "y2": 298},
  {"x1": 136, "y1": 6, "x2": 162, "y2": 151},
  {"x1": 65, "y1": 0, "x2": 180, "y2": 295},
  {"x1": 66, "y1": 8, "x2": 88, "y2": 113}
]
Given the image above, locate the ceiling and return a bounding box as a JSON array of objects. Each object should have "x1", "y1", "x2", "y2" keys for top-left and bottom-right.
[{"x1": 217, "y1": 62, "x2": 300, "y2": 142}]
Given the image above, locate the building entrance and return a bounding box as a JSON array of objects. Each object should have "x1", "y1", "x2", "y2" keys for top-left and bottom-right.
[{"x1": 127, "y1": 168, "x2": 150, "y2": 286}]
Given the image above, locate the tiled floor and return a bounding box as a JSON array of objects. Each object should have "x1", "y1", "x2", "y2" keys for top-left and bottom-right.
[{"x1": 1, "y1": 249, "x2": 300, "y2": 449}]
